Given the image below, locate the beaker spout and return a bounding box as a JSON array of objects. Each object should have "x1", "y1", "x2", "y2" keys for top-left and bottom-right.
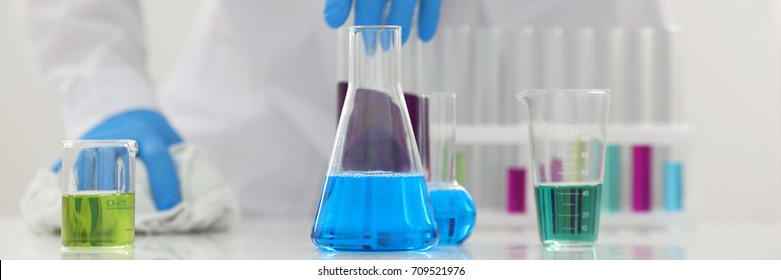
[{"x1": 515, "y1": 90, "x2": 533, "y2": 105}]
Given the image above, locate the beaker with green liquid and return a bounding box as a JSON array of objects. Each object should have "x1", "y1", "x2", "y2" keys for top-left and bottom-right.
[
  {"x1": 61, "y1": 140, "x2": 137, "y2": 251},
  {"x1": 517, "y1": 89, "x2": 610, "y2": 247}
]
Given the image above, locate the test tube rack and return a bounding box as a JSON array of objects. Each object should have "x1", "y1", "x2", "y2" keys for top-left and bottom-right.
[
  {"x1": 410, "y1": 24, "x2": 691, "y2": 231},
  {"x1": 455, "y1": 124, "x2": 692, "y2": 230}
]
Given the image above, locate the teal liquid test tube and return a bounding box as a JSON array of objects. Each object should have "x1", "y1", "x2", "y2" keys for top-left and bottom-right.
[{"x1": 603, "y1": 144, "x2": 622, "y2": 212}]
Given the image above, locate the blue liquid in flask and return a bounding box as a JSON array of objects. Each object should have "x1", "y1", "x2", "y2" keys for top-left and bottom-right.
[
  {"x1": 429, "y1": 187, "x2": 476, "y2": 245},
  {"x1": 311, "y1": 172, "x2": 438, "y2": 251}
]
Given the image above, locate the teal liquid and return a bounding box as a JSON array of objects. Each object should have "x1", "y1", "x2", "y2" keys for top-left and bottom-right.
[
  {"x1": 535, "y1": 183, "x2": 601, "y2": 247},
  {"x1": 603, "y1": 145, "x2": 622, "y2": 212}
]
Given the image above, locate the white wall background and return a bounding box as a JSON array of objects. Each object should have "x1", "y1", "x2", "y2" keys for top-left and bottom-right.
[
  {"x1": 673, "y1": 0, "x2": 781, "y2": 223},
  {"x1": 0, "y1": 0, "x2": 779, "y2": 223},
  {"x1": 0, "y1": 0, "x2": 65, "y2": 215}
]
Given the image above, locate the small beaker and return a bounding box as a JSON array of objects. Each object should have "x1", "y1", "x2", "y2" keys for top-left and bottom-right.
[
  {"x1": 517, "y1": 89, "x2": 610, "y2": 247},
  {"x1": 61, "y1": 140, "x2": 137, "y2": 251}
]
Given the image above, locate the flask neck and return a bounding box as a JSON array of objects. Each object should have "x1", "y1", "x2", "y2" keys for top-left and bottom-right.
[
  {"x1": 349, "y1": 28, "x2": 401, "y2": 90},
  {"x1": 423, "y1": 93, "x2": 457, "y2": 184}
]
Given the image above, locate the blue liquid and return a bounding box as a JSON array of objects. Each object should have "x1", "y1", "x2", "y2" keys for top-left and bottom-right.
[
  {"x1": 664, "y1": 161, "x2": 683, "y2": 212},
  {"x1": 311, "y1": 172, "x2": 438, "y2": 251},
  {"x1": 429, "y1": 188, "x2": 476, "y2": 245}
]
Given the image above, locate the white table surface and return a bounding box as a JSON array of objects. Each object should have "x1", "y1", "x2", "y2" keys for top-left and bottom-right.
[{"x1": 2, "y1": 214, "x2": 780, "y2": 260}]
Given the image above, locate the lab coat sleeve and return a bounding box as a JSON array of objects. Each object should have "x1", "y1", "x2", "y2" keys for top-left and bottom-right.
[{"x1": 22, "y1": 0, "x2": 158, "y2": 138}]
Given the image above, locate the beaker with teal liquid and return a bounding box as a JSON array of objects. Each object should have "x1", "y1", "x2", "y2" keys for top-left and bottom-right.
[
  {"x1": 517, "y1": 89, "x2": 610, "y2": 247},
  {"x1": 311, "y1": 26, "x2": 437, "y2": 251}
]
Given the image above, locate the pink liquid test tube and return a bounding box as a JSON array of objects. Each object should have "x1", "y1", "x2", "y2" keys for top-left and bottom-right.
[
  {"x1": 632, "y1": 145, "x2": 652, "y2": 212},
  {"x1": 507, "y1": 167, "x2": 526, "y2": 213}
]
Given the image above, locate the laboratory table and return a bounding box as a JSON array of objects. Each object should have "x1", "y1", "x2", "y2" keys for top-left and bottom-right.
[{"x1": 1, "y1": 214, "x2": 780, "y2": 260}]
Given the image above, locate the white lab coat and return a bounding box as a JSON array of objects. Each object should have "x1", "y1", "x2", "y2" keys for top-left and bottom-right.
[{"x1": 23, "y1": 0, "x2": 672, "y2": 217}]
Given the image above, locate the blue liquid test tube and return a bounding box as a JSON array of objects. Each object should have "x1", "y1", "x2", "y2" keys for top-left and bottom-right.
[{"x1": 664, "y1": 161, "x2": 683, "y2": 212}]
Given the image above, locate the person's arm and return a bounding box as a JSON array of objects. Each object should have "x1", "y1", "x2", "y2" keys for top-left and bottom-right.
[
  {"x1": 23, "y1": 0, "x2": 182, "y2": 211},
  {"x1": 24, "y1": 0, "x2": 157, "y2": 138}
]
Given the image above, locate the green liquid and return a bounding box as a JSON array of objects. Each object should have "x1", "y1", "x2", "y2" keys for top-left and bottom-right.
[
  {"x1": 62, "y1": 192, "x2": 135, "y2": 248},
  {"x1": 535, "y1": 184, "x2": 601, "y2": 247}
]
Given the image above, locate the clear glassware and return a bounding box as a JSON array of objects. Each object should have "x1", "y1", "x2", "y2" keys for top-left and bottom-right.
[
  {"x1": 421, "y1": 92, "x2": 476, "y2": 245},
  {"x1": 517, "y1": 89, "x2": 610, "y2": 247},
  {"x1": 311, "y1": 26, "x2": 438, "y2": 251},
  {"x1": 61, "y1": 140, "x2": 137, "y2": 251}
]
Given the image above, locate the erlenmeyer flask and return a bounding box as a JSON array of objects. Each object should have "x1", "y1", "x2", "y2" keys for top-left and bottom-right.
[
  {"x1": 421, "y1": 93, "x2": 476, "y2": 245},
  {"x1": 311, "y1": 26, "x2": 438, "y2": 251}
]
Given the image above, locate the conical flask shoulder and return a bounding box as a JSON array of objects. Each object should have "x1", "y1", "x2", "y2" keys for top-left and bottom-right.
[{"x1": 340, "y1": 88, "x2": 416, "y2": 172}]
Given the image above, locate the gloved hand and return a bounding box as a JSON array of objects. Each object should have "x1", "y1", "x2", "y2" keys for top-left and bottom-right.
[
  {"x1": 53, "y1": 109, "x2": 183, "y2": 211},
  {"x1": 323, "y1": 0, "x2": 442, "y2": 43}
]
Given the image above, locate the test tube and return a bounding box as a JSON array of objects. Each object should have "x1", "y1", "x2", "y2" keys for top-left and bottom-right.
[
  {"x1": 416, "y1": 22, "x2": 444, "y2": 94},
  {"x1": 507, "y1": 26, "x2": 536, "y2": 123},
  {"x1": 631, "y1": 27, "x2": 655, "y2": 213},
  {"x1": 602, "y1": 27, "x2": 626, "y2": 213},
  {"x1": 571, "y1": 28, "x2": 596, "y2": 88},
  {"x1": 572, "y1": 28, "x2": 599, "y2": 192},
  {"x1": 542, "y1": 27, "x2": 565, "y2": 88},
  {"x1": 664, "y1": 161, "x2": 683, "y2": 211},
  {"x1": 402, "y1": 23, "x2": 419, "y2": 95},
  {"x1": 417, "y1": 23, "x2": 440, "y2": 179},
  {"x1": 440, "y1": 26, "x2": 477, "y2": 205},
  {"x1": 336, "y1": 27, "x2": 349, "y2": 122},
  {"x1": 505, "y1": 26, "x2": 536, "y2": 214},
  {"x1": 663, "y1": 26, "x2": 684, "y2": 212},
  {"x1": 651, "y1": 27, "x2": 668, "y2": 211},
  {"x1": 473, "y1": 27, "x2": 503, "y2": 209},
  {"x1": 505, "y1": 26, "x2": 537, "y2": 126},
  {"x1": 442, "y1": 25, "x2": 473, "y2": 125},
  {"x1": 540, "y1": 28, "x2": 567, "y2": 194},
  {"x1": 402, "y1": 31, "x2": 425, "y2": 154},
  {"x1": 506, "y1": 167, "x2": 527, "y2": 213}
]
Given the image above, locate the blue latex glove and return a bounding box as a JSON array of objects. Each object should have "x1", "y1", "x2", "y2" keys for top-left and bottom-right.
[
  {"x1": 53, "y1": 109, "x2": 183, "y2": 211},
  {"x1": 324, "y1": 0, "x2": 442, "y2": 43}
]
